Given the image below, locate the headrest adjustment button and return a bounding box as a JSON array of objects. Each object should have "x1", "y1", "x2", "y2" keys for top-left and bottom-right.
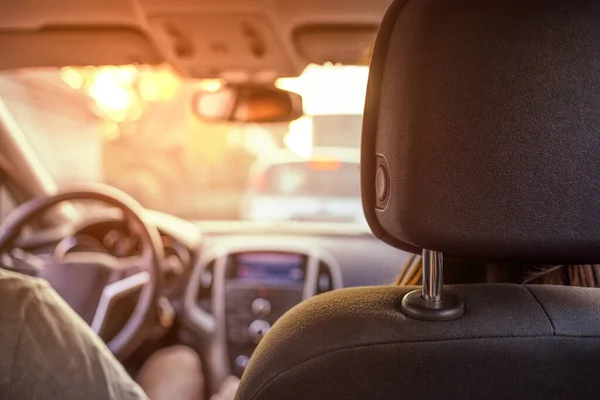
[{"x1": 375, "y1": 165, "x2": 388, "y2": 201}]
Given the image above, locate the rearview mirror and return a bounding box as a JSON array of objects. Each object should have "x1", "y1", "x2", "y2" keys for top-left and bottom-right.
[{"x1": 192, "y1": 83, "x2": 303, "y2": 123}]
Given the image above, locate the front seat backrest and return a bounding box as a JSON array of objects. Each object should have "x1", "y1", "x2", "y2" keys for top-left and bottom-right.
[{"x1": 235, "y1": 0, "x2": 600, "y2": 399}]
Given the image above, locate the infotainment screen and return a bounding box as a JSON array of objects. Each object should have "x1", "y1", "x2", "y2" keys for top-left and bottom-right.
[{"x1": 235, "y1": 252, "x2": 306, "y2": 284}]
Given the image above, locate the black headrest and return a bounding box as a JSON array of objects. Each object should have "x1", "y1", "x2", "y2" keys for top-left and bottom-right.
[{"x1": 362, "y1": 0, "x2": 600, "y2": 264}]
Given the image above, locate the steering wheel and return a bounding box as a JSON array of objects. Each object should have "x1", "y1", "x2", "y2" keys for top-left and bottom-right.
[{"x1": 0, "y1": 184, "x2": 163, "y2": 360}]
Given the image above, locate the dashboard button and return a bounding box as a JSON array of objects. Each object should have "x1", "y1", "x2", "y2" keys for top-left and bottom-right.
[
  {"x1": 251, "y1": 298, "x2": 271, "y2": 317},
  {"x1": 248, "y1": 319, "x2": 271, "y2": 344},
  {"x1": 235, "y1": 355, "x2": 250, "y2": 373}
]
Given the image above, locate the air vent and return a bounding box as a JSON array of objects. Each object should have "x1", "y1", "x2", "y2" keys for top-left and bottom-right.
[
  {"x1": 197, "y1": 260, "x2": 215, "y2": 312},
  {"x1": 317, "y1": 261, "x2": 334, "y2": 295}
]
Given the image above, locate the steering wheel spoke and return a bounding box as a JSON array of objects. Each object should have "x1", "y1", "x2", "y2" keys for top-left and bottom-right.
[{"x1": 91, "y1": 271, "x2": 151, "y2": 337}]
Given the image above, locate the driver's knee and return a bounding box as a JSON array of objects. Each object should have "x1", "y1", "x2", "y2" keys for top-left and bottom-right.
[{"x1": 137, "y1": 345, "x2": 205, "y2": 400}]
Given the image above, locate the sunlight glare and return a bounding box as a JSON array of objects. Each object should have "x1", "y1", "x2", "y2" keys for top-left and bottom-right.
[
  {"x1": 197, "y1": 79, "x2": 222, "y2": 92},
  {"x1": 88, "y1": 70, "x2": 134, "y2": 112},
  {"x1": 285, "y1": 116, "x2": 313, "y2": 157},
  {"x1": 60, "y1": 67, "x2": 84, "y2": 90},
  {"x1": 114, "y1": 65, "x2": 138, "y2": 86},
  {"x1": 277, "y1": 64, "x2": 369, "y2": 115}
]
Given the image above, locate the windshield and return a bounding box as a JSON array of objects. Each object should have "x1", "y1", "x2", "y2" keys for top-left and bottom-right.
[
  {"x1": 0, "y1": 65, "x2": 368, "y2": 222},
  {"x1": 261, "y1": 161, "x2": 360, "y2": 198}
]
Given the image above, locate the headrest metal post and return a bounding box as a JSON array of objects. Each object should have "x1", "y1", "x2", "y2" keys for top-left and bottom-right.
[
  {"x1": 422, "y1": 249, "x2": 443, "y2": 302},
  {"x1": 400, "y1": 249, "x2": 465, "y2": 321}
]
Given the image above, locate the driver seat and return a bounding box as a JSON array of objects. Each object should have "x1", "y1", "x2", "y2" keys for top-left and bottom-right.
[{"x1": 235, "y1": 0, "x2": 600, "y2": 399}]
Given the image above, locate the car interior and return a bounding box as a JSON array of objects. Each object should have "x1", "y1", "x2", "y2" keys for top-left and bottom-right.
[{"x1": 2, "y1": 0, "x2": 600, "y2": 399}]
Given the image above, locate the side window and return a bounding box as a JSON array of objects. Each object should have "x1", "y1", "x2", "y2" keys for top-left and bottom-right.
[{"x1": 0, "y1": 170, "x2": 18, "y2": 222}]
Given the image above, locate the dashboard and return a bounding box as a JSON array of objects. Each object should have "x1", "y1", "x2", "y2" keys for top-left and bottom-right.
[
  {"x1": 12, "y1": 209, "x2": 410, "y2": 392},
  {"x1": 184, "y1": 221, "x2": 409, "y2": 389},
  {"x1": 186, "y1": 240, "x2": 345, "y2": 378}
]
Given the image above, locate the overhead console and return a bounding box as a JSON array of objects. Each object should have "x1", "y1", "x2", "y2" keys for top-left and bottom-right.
[
  {"x1": 184, "y1": 242, "x2": 342, "y2": 380},
  {"x1": 140, "y1": 0, "x2": 393, "y2": 80},
  {"x1": 147, "y1": 14, "x2": 295, "y2": 80}
]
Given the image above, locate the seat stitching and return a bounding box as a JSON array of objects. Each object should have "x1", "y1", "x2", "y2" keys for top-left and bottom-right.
[{"x1": 524, "y1": 286, "x2": 556, "y2": 335}]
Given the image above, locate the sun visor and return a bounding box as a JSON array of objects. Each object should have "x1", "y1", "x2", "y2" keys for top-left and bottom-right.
[
  {"x1": 0, "y1": 27, "x2": 161, "y2": 71},
  {"x1": 362, "y1": 0, "x2": 600, "y2": 263}
]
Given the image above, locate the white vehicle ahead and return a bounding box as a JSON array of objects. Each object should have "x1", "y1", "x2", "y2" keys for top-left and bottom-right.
[{"x1": 240, "y1": 147, "x2": 365, "y2": 224}]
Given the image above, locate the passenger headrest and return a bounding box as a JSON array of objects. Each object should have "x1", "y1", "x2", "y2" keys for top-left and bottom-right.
[{"x1": 362, "y1": 0, "x2": 600, "y2": 263}]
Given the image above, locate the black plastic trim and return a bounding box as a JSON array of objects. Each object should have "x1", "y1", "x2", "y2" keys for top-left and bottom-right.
[
  {"x1": 360, "y1": 0, "x2": 421, "y2": 255},
  {"x1": 400, "y1": 290, "x2": 465, "y2": 322}
]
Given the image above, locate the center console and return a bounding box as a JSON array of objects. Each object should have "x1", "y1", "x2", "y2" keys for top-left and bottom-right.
[
  {"x1": 184, "y1": 242, "x2": 342, "y2": 379},
  {"x1": 224, "y1": 252, "x2": 307, "y2": 373}
]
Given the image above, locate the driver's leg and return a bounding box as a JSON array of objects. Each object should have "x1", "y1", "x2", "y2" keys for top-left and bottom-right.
[{"x1": 137, "y1": 345, "x2": 205, "y2": 400}]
